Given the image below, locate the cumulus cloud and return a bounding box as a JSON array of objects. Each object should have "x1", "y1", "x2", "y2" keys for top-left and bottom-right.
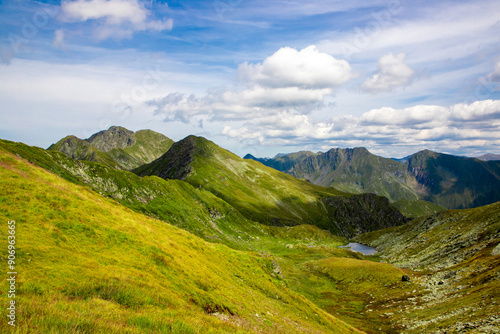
[
  {"x1": 60, "y1": 0, "x2": 173, "y2": 39},
  {"x1": 238, "y1": 45, "x2": 352, "y2": 89},
  {"x1": 449, "y1": 99, "x2": 500, "y2": 121},
  {"x1": 220, "y1": 99, "x2": 500, "y2": 155},
  {"x1": 362, "y1": 53, "x2": 414, "y2": 93},
  {"x1": 150, "y1": 45, "x2": 352, "y2": 123},
  {"x1": 360, "y1": 105, "x2": 448, "y2": 126}
]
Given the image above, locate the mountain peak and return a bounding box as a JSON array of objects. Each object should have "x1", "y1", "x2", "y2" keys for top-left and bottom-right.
[
  {"x1": 49, "y1": 126, "x2": 174, "y2": 170},
  {"x1": 86, "y1": 126, "x2": 136, "y2": 152}
]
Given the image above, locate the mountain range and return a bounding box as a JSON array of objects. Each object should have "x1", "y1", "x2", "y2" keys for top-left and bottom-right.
[
  {"x1": 1, "y1": 125, "x2": 499, "y2": 333},
  {"x1": 245, "y1": 147, "x2": 500, "y2": 213}
]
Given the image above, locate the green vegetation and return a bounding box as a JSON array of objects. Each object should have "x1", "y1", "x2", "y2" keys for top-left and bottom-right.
[
  {"x1": 0, "y1": 147, "x2": 361, "y2": 334},
  {"x1": 407, "y1": 149, "x2": 500, "y2": 209},
  {"x1": 355, "y1": 202, "x2": 500, "y2": 332},
  {"x1": 392, "y1": 199, "x2": 445, "y2": 218},
  {"x1": 48, "y1": 126, "x2": 174, "y2": 170},
  {"x1": 136, "y1": 136, "x2": 407, "y2": 235},
  {"x1": 2, "y1": 128, "x2": 499, "y2": 333}
]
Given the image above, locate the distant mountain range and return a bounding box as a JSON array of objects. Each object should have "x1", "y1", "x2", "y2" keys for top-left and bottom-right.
[
  {"x1": 245, "y1": 148, "x2": 500, "y2": 211},
  {"x1": 475, "y1": 153, "x2": 500, "y2": 161}
]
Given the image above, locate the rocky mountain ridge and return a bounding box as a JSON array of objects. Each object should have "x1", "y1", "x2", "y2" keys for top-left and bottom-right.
[
  {"x1": 246, "y1": 147, "x2": 500, "y2": 211},
  {"x1": 48, "y1": 126, "x2": 174, "y2": 170}
]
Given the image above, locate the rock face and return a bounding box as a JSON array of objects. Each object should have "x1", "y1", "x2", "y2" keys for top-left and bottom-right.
[
  {"x1": 493, "y1": 243, "x2": 500, "y2": 256},
  {"x1": 322, "y1": 193, "x2": 409, "y2": 239},
  {"x1": 86, "y1": 126, "x2": 136, "y2": 152}
]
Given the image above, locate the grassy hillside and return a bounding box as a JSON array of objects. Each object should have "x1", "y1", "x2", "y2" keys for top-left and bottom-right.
[
  {"x1": 0, "y1": 146, "x2": 362, "y2": 334},
  {"x1": 2, "y1": 135, "x2": 499, "y2": 333},
  {"x1": 136, "y1": 136, "x2": 407, "y2": 235},
  {"x1": 48, "y1": 126, "x2": 174, "y2": 170},
  {"x1": 354, "y1": 202, "x2": 500, "y2": 332},
  {"x1": 0, "y1": 139, "x2": 306, "y2": 252},
  {"x1": 392, "y1": 199, "x2": 445, "y2": 218}
]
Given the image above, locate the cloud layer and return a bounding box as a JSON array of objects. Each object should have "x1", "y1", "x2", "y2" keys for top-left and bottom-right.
[{"x1": 221, "y1": 99, "x2": 500, "y2": 155}]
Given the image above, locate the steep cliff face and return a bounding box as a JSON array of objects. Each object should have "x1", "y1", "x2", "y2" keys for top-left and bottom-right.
[
  {"x1": 407, "y1": 150, "x2": 500, "y2": 209},
  {"x1": 322, "y1": 193, "x2": 409, "y2": 239}
]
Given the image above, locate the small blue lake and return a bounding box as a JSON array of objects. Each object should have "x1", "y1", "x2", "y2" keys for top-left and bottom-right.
[{"x1": 340, "y1": 243, "x2": 378, "y2": 255}]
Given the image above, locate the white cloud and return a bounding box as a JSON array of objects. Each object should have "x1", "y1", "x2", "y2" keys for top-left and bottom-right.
[
  {"x1": 238, "y1": 45, "x2": 352, "y2": 89},
  {"x1": 60, "y1": 0, "x2": 173, "y2": 39},
  {"x1": 220, "y1": 99, "x2": 500, "y2": 156},
  {"x1": 360, "y1": 105, "x2": 447, "y2": 126},
  {"x1": 151, "y1": 45, "x2": 352, "y2": 123},
  {"x1": 319, "y1": 1, "x2": 500, "y2": 62},
  {"x1": 449, "y1": 99, "x2": 500, "y2": 121},
  {"x1": 361, "y1": 53, "x2": 414, "y2": 93}
]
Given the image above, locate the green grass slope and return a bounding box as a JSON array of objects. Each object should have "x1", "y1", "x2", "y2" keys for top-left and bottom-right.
[
  {"x1": 0, "y1": 146, "x2": 361, "y2": 334},
  {"x1": 354, "y1": 202, "x2": 500, "y2": 332},
  {"x1": 392, "y1": 199, "x2": 445, "y2": 219},
  {"x1": 48, "y1": 126, "x2": 174, "y2": 170},
  {"x1": 0, "y1": 139, "x2": 297, "y2": 252},
  {"x1": 135, "y1": 136, "x2": 407, "y2": 235}
]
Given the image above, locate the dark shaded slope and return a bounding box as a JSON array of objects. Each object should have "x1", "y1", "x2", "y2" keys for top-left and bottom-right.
[{"x1": 407, "y1": 150, "x2": 500, "y2": 209}]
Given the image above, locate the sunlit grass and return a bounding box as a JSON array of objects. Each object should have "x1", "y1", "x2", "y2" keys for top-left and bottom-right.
[{"x1": 0, "y1": 148, "x2": 359, "y2": 333}]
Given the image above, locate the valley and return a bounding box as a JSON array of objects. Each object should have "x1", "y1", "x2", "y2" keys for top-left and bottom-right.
[{"x1": 0, "y1": 126, "x2": 499, "y2": 333}]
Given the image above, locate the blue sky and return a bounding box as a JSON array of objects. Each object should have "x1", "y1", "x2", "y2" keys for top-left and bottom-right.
[{"x1": 1, "y1": 0, "x2": 499, "y2": 158}]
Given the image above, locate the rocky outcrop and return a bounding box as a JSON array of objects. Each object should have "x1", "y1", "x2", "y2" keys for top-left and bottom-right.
[
  {"x1": 86, "y1": 126, "x2": 136, "y2": 152},
  {"x1": 322, "y1": 193, "x2": 409, "y2": 239}
]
